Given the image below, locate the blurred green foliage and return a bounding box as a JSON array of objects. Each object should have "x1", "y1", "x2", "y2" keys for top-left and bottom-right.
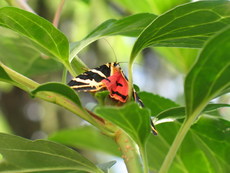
[{"x1": 0, "y1": 1, "x2": 229, "y2": 173}]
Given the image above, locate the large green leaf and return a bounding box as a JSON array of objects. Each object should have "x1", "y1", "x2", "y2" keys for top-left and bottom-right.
[
  {"x1": 31, "y1": 82, "x2": 82, "y2": 108},
  {"x1": 0, "y1": 133, "x2": 103, "y2": 173},
  {"x1": 70, "y1": 13, "x2": 157, "y2": 61},
  {"x1": 95, "y1": 103, "x2": 151, "y2": 147},
  {"x1": 0, "y1": 7, "x2": 69, "y2": 63},
  {"x1": 185, "y1": 26, "x2": 230, "y2": 115},
  {"x1": 138, "y1": 91, "x2": 179, "y2": 117},
  {"x1": 31, "y1": 83, "x2": 104, "y2": 127},
  {"x1": 0, "y1": 34, "x2": 62, "y2": 76},
  {"x1": 131, "y1": 1, "x2": 230, "y2": 60},
  {"x1": 147, "y1": 115, "x2": 230, "y2": 172},
  {"x1": 154, "y1": 47, "x2": 198, "y2": 73},
  {"x1": 49, "y1": 126, "x2": 120, "y2": 156}
]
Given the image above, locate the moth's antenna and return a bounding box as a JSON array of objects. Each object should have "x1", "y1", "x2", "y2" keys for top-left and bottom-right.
[{"x1": 102, "y1": 38, "x2": 117, "y2": 62}]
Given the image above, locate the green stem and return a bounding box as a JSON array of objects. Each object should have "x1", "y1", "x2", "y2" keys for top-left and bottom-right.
[
  {"x1": 140, "y1": 146, "x2": 149, "y2": 173},
  {"x1": 52, "y1": 0, "x2": 66, "y2": 28},
  {"x1": 64, "y1": 61, "x2": 77, "y2": 77},
  {"x1": 61, "y1": 68, "x2": 68, "y2": 84},
  {"x1": 128, "y1": 62, "x2": 133, "y2": 102},
  {"x1": 159, "y1": 108, "x2": 203, "y2": 173},
  {"x1": 115, "y1": 130, "x2": 144, "y2": 173}
]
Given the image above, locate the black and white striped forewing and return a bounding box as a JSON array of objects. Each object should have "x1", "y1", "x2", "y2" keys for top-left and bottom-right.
[{"x1": 68, "y1": 63, "x2": 114, "y2": 92}]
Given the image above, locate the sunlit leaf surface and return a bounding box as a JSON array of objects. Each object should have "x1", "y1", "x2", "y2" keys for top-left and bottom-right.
[
  {"x1": 0, "y1": 7, "x2": 69, "y2": 62},
  {"x1": 185, "y1": 26, "x2": 230, "y2": 115},
  {"x1": 131, "y1": 1, "x2": 230, "y2": 59}
]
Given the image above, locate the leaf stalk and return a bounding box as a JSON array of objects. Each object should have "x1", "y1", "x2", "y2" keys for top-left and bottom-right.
[{"x1": 159, "y1": 106, "x2": 205, "y2": 173}]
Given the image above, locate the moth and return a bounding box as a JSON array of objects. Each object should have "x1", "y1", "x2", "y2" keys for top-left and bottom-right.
[{"x1": 68, "y1": 62, "x2": 158, "y2": 135}]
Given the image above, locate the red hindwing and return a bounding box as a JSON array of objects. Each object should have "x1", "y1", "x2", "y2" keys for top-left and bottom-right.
[{"x1": 102, "y1": 71, "x2": 128, "y2": 102}]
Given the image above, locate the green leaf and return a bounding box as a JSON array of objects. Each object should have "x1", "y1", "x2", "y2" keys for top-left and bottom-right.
[
  {"x1": 95, "y1": 103, "x2": 151, "y2": 147},
  {"x1": 138, "y1": 91, "x2": 179, "y2": 117},
  {"x1": 147, "y1": 115, "x2": 230, "y2": 172},
  {"x1": 0, "y1": 64, "x2": 13, "y2": 83},
  {"x1": 0, "y1": 62, "x2": 40, "y2": 92},
  {"x1": 70, "y1": 13, "x2": 157, "y2": 61},
  {"x1": 156, "y1": 103, "x2": 230, "y2": 121},
  {"x1": 31, "y1": 82, "x2": 82, "y2": 107},
  {"x1": 0, "y1": 161, "x2": 20, "y2": 172},
  {"x1": 49, "y1": 126, "x2": 120, "y2": 156},
  {"x1": 0, "y1": 133, "x2": 103, "y2": 173},
  {"x1": 31, "y1": 83, "x2": 102, "y2": 126},
  {"x1": 0, "y1": 35, "x2": 62, "y2": 76},
  {"x1": 185, "y1": 26, "x2": 230, "y2": 116},
  {"x1": 131, "y1": 1, "x2": 230, "y2": 60},
  {"x1": 154, "y1": 47, "x2": 198, "y2": 73},
  {"x1": 0, "y1": 7, "x2": 69, "y2": 63}
]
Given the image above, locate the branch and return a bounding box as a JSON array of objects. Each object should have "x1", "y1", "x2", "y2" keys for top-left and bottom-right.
[
  {"x1": 53, "y1": 0, "x2": 66, "y2": 28},
  {"x1": 115, "y1": 130, "x2": 144, "y2": 173}
]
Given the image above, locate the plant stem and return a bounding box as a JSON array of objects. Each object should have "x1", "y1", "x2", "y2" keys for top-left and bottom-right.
[
  {"x1": 115, "y1": 130, "x2": 144, "y2": 173},
  {"x1": 64, "y1": 61, "x2": 77, "y2": 77},
  {"x1": 159, "y1": 109, "x2": 201, "y2": 173},
  {"x1": 128, "y1": 62, "x2": 133, "y2": 102},
  {"x1": 61, "y1": 68, "x2": 68, "y2": 84},
  {"x1": 53, "y1": 0, "x2": 66, "y2": 28},
  {"x1": 140, "y1": 146, "x2": 149, "y2": 173}
]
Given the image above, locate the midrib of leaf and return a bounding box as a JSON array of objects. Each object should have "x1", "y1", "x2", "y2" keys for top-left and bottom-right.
[
  {"x1": 1, "y1": 148, "x2": 93, "y2": 170},
  {"x1": 2, "y1": 11, "x2": 62, "y2": 60},
  {"x1": 191, "y1": 132, "x2": 223, "y2": 172}
]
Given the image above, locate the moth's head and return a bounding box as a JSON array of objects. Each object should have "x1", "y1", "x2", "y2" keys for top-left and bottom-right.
[{"x1": 113, "y1": 62, "x2": 121, "y2": 71}]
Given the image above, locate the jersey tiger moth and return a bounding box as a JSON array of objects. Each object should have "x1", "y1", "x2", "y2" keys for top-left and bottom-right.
[{"x1": 68, "y1": 62, "x2": 158, "y2": 135}]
